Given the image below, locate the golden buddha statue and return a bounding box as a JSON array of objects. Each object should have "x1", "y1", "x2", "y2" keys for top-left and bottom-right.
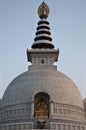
[{"x1": 35, "y1": 98, "x2": 48, "y2": 118}]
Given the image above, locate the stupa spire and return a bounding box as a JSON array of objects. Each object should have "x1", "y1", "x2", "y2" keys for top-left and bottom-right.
[
  {"x1": 27, "y1": 1, "x2": 59, "y2": 67},
  {"x1": 31, "y1": 1, "x2": 54, "y2": 49}
]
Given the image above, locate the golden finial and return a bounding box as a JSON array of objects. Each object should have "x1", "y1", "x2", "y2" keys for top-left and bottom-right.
[{"x1": 38, "y1": 1, "x2": 49, "y2": 19}]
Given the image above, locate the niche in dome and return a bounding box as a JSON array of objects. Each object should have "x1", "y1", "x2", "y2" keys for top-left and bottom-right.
[{"x1": 34, "y1": 92, "x2": 50, "y2": 119}]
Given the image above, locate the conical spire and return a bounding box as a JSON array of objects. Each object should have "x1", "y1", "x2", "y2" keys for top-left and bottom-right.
[
  {"x1": 27, "y1": 2, "x2": 59, "y2": 67},
  {"x1": 31, "y1": 1, "x2": 54, "y2": 49}
]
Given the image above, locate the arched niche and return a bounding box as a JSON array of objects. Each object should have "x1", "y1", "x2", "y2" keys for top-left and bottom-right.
[{"x1": 34, "y1": 92, "x2": 50, "y2": 119}]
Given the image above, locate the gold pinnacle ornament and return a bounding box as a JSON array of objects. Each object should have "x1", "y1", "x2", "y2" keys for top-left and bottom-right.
[{"x1": 38, "y1": 1, "x2": 49, "y2": 19}]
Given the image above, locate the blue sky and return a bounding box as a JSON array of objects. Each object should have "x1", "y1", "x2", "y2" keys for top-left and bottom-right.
[{"x1": 0, "y1": 0, "x2": 86, "y2": 99}]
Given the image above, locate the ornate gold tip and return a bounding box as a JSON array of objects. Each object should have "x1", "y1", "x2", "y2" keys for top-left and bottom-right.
[{"x1": 38, "y1": 1, "x2": 49, "y2": 19}]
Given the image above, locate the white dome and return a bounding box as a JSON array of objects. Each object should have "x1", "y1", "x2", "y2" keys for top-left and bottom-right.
[{"x1": 2, "y1": 67, "x2": 83, "y2": 108}]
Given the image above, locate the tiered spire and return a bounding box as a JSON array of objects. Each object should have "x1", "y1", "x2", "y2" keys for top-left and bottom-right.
[
  {"x1": 31, "y1": 1, "x2": 54, "y2": 49},
  {"x1": 27, "y1": 2, "x2": 59, "y2": 67}
]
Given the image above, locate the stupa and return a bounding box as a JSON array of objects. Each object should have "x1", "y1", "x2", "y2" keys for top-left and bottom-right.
[{"x1": 0, "y1": 1, "x2": 86, "y2": 130}]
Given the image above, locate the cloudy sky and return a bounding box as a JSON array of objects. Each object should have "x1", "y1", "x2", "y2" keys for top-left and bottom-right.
[{"x1": 0, "y1": 0, "x2": 86, "y2": 99}]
